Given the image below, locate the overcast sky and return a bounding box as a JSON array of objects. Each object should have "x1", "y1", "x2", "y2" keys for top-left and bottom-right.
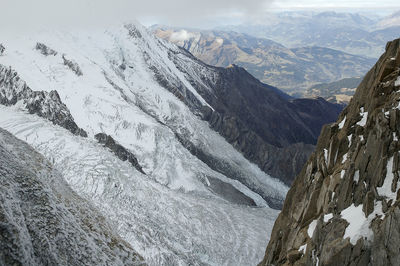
[{"x1": 1, "y1": 0, "x2": 399, "y2": 31}]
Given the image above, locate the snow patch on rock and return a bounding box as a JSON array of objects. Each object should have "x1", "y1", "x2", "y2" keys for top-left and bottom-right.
[
  {"x1": 307, "y1": 219, "x2": 318, "y2": 238},
  {"x1": 356, "y1": 108, "x2": 368, "y2": 127},
  {"x1": 377, "y1": 157, "x2": 399, "y2": 201},
  {"x1": 338, "y1": 116, "x2": 346, "y2": 129}
]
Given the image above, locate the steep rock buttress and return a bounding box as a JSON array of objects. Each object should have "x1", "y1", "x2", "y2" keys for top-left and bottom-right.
[{"x1": 260, "y1": 39, "x2": 400, "y2": 266}]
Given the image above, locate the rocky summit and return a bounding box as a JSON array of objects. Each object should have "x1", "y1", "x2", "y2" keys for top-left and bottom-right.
[{"x1": 260, "y1": 38, "x2": 400, "y2": 266}]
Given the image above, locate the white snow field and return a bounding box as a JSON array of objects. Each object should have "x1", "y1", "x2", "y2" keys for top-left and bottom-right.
[
  {"x1": 0, "y1": 22, "x2": 287, "y2": 265},
  {"x1": 0, "y1": 107, "x2": 278, "y2": 265}
]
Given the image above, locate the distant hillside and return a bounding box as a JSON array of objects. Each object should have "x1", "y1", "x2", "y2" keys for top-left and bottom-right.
[
  {"x1": 153, "y1": 27, "x2": 374, "y2": 93},
  {"x1": 303, "y1": 77, "x2": 363, "y2": 105},
  {"x1": 217, "y1": 10, "x2": 400, "y2": 58}
]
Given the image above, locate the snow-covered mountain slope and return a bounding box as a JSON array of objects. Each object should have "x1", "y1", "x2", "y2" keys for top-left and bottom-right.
[
  {"x1": 0, "y1": 22, "x2": 285, "y2": 265},
  {"x1": 0, "y1": 23, "x2": 287, "y2": 207},
  {"x1": 1, "y1": 20, "x2": 343, "y2": 187},
  {"x1": 0, "y1": 106, "x2": 279, "y2": 265},
  {"x1": 0, "y1": 127, "x2": 144, "y2": 265}
]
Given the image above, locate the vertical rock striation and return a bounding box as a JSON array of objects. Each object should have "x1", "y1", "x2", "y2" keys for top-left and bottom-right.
[{"x1": 260, "y1": 38, "x2": 400, "y2": 265}]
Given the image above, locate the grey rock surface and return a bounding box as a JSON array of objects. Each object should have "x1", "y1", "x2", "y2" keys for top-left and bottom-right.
[
  {"x1": 260, "y1": 38, "x2": 400, "y2": 265},
  {"x1": 62, "y1": 54, "x2": 83, "y2": 76},
  {"x1": 0, "y1": 64, "x2": 87, "y2": 137},
  {"x1": 36, "y1": 42, "x2": 58, "y2": 56},
  {"x1": 95, "y1": 132, "x2": 146, "y2": 175}
]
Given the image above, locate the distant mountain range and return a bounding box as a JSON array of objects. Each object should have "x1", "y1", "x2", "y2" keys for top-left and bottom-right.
[
  {"x1": 216, "y1": 10, "x2": 400, "y2": 58},
  {"x1": 153, "y1": 27, "x2": 375, "y2": 93}
]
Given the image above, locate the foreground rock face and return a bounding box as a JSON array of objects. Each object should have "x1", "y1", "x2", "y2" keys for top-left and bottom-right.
[
  {"x1": 0, "y1": 128, "x2": 145, "y2": 265},
  {"x1": 260, "y1": 39, "x2": 400, "y2": 265}
]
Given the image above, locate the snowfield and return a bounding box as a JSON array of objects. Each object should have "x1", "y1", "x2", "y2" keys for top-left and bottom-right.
[
  {"x1": 0, "y1": 106, "x2": 278, "y2": 265},
  {"x1": 0, "y1": 21, "x2": 287, "y2": 265}
]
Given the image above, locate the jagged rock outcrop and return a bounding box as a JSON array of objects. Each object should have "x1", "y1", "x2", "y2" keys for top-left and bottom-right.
[
  {"x1": 35, "y1": 42, "x2": 58, "y2": 56},
  {"x1": 95, "y1": 133, "x2": 146, "y2": 175},
  {"x1": 0, "y1": 128, "x2": 145, "y2": 265},
  {"x1": 62, "y1": 54, "x2": 83, "y2": 76},
  {"x1": 260, "y1": 39, "x2": 400, "y2": 265},
  {"x1": 0, "y1": 44, "x2": 4, "y2": 56},
  {"x1": 0, "y1": 65, "x2": 87, "y2": 137}
]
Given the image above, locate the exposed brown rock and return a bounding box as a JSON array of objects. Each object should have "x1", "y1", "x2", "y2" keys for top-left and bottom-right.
[{"x1": 260, "y1": 39, "x2": 400, "y2": 265}]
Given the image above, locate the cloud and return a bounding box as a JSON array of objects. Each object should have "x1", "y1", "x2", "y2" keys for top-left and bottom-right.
[
  {"x1": 170, "y1": 30, "x2": 196, "y2": 42},
  {"x1": 2, "y1": 0, "x2": 398, "y2": 33},
  {"x1": 0, "y1": 0, "x2": 275, "y2": 31}
]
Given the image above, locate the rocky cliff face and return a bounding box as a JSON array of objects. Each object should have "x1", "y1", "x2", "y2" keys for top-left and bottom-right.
[
  {"x1": 196, "y1": 65, "x2": 342, "y2": 185},
  {"x1": 0, "y1": 65, "x2": 87, "y2": 137},
  {"x1": 0, "y1": 128, "x2": 144, "y2": 265},
  {"x1": 260, "y1": 38, "x2": 400, "y2": 265}
]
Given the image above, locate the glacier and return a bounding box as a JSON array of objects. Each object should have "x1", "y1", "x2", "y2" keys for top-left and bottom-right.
[{"x1": 0, "y1": 21, "x2": 288, "y2": 265}]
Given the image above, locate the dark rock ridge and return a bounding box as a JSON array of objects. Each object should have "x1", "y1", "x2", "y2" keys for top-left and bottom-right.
[
  {"x1": 35, "y1": 42, "x2": 58, "y2": 56},
  {"x1": 260, "y1": 39, "x2": 400, "y2": 265},
  {"x1": 62, "y1": 54, "x2": 83, "y2": 76},
  {"x1": 95, "y1": 133, "x2": 146, "y2": 175},
  {"x1": 0, "y1": 64, "x2": 87, "y2": 137},
  {"x1": 164, "y1": 45, "x2": 342, "y2": 184},
  {"x1": 200, "y1": 68, "x2": 342, "y2": 185},
  {"x1": 0, "y1": 127, "x2": 145, "y2": 265},
  {"x1": 0, "y1": 44, "x2": 4, "y2": 56}
]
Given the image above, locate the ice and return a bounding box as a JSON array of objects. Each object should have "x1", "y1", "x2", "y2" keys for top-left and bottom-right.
[
  {"x1": 307, "y1": 219, "x2": 318, "y2": 238},
  {"x1": 323, "y1": 213, "x2": 333, "y2": 222},
  {"x1": 324, "y1": 149, "x2": 328, "y2": 163},
  {"x1": 341, "y1": 201, "x2": 384, "y2": 245},
  {"x1": 0, "y1": 21, "x2": 290, "y2": 265},
  {"x1": 0, "y1": 24, "x2": 287, "y2": 206},
  {"x1": 338, "y1": 116, "x2": 346, "y2": 129},
  {"x1": 342, "y1": 153, "x2": 347, "y2": 164},
  {"x1": 348, "y1": 134, "x2": 353, "y2": 146},
  {"x1": 356, "y1": 108, "x2": 368, "y2": 127},
  {"x1": 0, "y1": 94, "x2": 278, "y2": 266},
  {"x1": 340, "y1": 169, "x2": 346, "y2": 179},
  {"x1": 298, "y1": 244, "x2": 307, "y2": 254},
  {"x1": 341, "y1": 204, "x2": 369, "y2": 244},
  {"x1": 377, "y1": 157, "x2": 399, "y2": 201},
  {"x1": 354, "y1": 170, "x2": 360, "y2": 183},
  {"x1": 395, "y1": 76, "x2": 400, "y2": 87}
]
